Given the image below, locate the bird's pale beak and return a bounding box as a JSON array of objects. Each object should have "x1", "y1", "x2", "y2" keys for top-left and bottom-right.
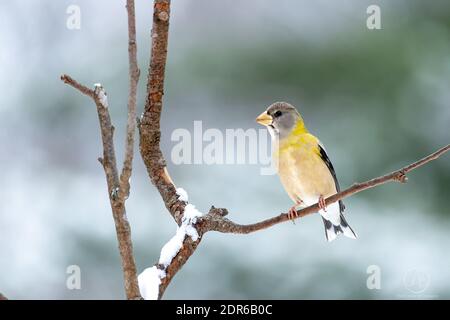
[{"x1": 256, "y1": 111, "x2": 272, "y2": 126}]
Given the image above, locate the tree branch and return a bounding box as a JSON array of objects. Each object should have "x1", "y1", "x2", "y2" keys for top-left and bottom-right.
[
  {"x1": 60, "y1": 1, "x2": 141, "y2": 298},
  {"x1": 61, "y1": 75, "x2": 141, "y2": 299},
  {"x1": 199, "y1": 144, "x2": 450, "y2": 234},
  {"x1": 120, "y1": 0, "x2": 140, "y2": 200},
  {"x1": 139, "y1": 0, "x2": 185, "y2": 226}
]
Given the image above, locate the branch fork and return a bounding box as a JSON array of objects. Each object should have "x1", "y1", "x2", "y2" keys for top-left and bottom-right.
[{"x1": 60, "y1": 0, "x2": 141, "y2": 300}]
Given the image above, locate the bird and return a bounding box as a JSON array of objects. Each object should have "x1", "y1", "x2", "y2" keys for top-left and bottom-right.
[{"x1": 256, "y1": 101, "x2": 357, "y2": 241}]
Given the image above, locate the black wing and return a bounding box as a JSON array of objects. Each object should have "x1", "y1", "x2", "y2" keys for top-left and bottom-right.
[{"x1": 318, "y1": 144, "x2": 345, "y2": 213}]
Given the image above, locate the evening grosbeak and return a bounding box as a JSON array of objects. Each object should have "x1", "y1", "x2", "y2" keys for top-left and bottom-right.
[{"x1": 256, "y1": 102, "x2": 357, "y2": 241}]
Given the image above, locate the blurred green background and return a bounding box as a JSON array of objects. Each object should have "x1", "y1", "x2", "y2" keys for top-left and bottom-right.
[{"x1": 0, "y1": 0, "x2": 449, "y2": 299}]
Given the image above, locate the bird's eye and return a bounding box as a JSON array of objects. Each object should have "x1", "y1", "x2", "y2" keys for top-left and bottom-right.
[{"x1": 273, "y1": 110, "x2": 282, "y2": 118}]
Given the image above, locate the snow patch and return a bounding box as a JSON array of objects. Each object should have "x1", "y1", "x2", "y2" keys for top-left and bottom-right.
[
  {"x1": 138, "y1": 266, "x2": 166, "y2": 300},
  {"x1": 176, "y1": 187, "x2": 188, "y2": 202},
  {"x1": 183, "y1": 203, "x2": 204, "y2": 222},
  {"x1": 185, "y1": 224, "x2": 199, "y2": 241},
  {"x1": 158, "y1": 204, "x2": 204, "y2": 266},
  {"x1": 139, "y1": 190, "x2": 205, "y2": 299},
  {"x1": 159, "y1": 225, "x2": 188, "y2": 266},
  {"x1": 93, "y1": 83, "x2": 108, "y2": 106},
  {"x1": 182, "y1": 204, "x2": 205, "y2": 241},
  {"x1": 98, "y1": 91, "x2": 108, "y2": 107}
]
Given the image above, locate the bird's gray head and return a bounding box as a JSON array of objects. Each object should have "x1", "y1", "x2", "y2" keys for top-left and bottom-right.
[{"x1": 256, "y1": 102, "x2": 302, "y2": 139}]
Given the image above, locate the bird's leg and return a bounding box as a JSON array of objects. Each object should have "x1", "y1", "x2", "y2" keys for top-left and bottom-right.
[
  {"x1": 318, "y1": 195, "x2": 327, "y2": 212},
  {"x1": 287, "y1": 206, "x2": 297, "y2": 222},
  {"x1": 287, "y1": 199, "x2": 304, "y2": 223}
]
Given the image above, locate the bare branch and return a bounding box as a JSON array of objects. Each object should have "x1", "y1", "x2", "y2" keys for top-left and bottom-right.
[
  {"x1": 201, "y1": 144, "x2": 450, "y2": 234},
  {"x1": 60, "y1": 74, "x2": 95, "y2": 98},
  {"x1": 139, "y1": 0, "x2": 184, "y2": 225},
  {"x1": 120, "y1": 0, "x2": 140, "y2": 199},
  {"x1": 59, "y1": 1, "x2": 143, "y2": 300},
  {"x1": 138, "y1": 0, "x2": 196, "y2": 299},
  {"x1": 61, "y1": 77, "x2": 120, "y2": 200},
  {"x1": 62, "y1": 75, "x2": 140, "y2": 299}
]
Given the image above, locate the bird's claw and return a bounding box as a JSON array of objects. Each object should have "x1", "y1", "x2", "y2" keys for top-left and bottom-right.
[
  {"x1": 287, "y1": 200, "x2": 303, "y2": 224},
  {"x1": 318, "y1": 195, "x2": 327, "y2": 212},
  {"x1": 288, "y1": 206, "x2": 298, "y2": 224}
]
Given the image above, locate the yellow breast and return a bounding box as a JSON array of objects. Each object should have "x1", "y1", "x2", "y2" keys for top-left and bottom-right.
[{"x1": 275, "y1": 129, "x2": 337, "y2": 204}]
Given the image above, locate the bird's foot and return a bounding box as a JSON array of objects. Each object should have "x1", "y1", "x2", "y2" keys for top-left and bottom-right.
[
  {"x1": 318, "y1": 195, "x2": 327, "y2": 212},
  {"x1": 287, "y1": 206, "x2": 298, "y2": 224},
  {"x1": 287, "y1": 200, "x2": 303, "y2": 224}
]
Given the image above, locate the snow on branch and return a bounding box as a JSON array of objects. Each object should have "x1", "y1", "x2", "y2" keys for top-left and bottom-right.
[
  {"x1": 138, "y1": 267, "x2": 166, "y2": 300},
  {"x1": 160, "y1": 198, "x2": 204, "y2": 266},
  {"x1": 138, "y1": 188, "x2": 204, "y2": 299}
]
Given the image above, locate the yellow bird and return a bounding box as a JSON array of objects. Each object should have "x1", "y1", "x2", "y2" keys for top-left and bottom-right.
[{"x1": 256, "y1": 102, "x2": 357, "y2": 241}]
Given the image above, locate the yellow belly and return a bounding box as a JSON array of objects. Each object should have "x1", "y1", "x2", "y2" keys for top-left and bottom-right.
[{"x1": 276, "y1": 141, "x2": 337, "y2": 204}]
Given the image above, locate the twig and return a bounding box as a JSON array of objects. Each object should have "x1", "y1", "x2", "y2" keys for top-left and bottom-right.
[
  {"x1": 200, "y1": 144, "x2": 450, "y2": 234},
  {"x1": 61, "y1": 75, "x2": 94, "y2": 98},
  {"x1": 61, "y1": 75, "x2": 141, "y2": 299},
  {"x1": 61, "y1": 1, "x2": 143, "y2": 297},
  {"x1": 60, "y1": 0, "x2": 142, "y2": 299},
  {"x1": 120, "y1": 0, "x2": 140, "y2": 200}
]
